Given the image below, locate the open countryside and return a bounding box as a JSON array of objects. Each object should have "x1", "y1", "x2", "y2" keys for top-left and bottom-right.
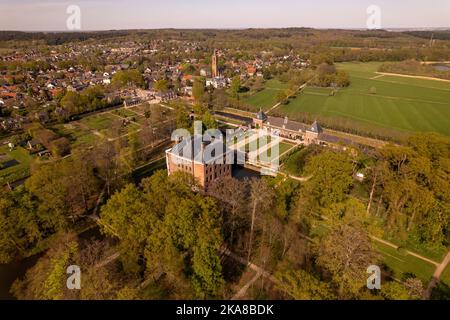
[{"x1": 245, "y1": 62, "x2": 450, "y2": 136}]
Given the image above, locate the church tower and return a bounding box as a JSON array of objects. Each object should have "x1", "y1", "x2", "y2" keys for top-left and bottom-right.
[{"x1": 212, "y1": 50, "x2": 219, "y2": 78}]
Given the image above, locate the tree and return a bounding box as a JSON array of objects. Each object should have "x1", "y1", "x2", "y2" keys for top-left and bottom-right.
[
  {"x1": 0, "y1": 190, "x2": 41, "y2": 263},
  {"x1": 321, "y1": 198, "x2": 368, "y2": 225},
  {"x1": 11, "y1": 235, "x2": 133, "y2": 300},
  {"x1": 276, "y1": 90, "x2": 288, "y2": 104},
  {"x1": 26, "y1": 155, "x2": 100, "y2": 225},
  {"x1": 376, "y1": 137, "x2": 450, "y2": 245},
  {"x1": 202, "y1": 111, "x2": 217, "y2": 130},
  {"x1": 276, "y1": 269, "x2": 335, "y2": 300},
  {"x1": 60, "y1": 91, "x2": 80, "y2": 115},
  {"x1": 92, "y1": 139, "x2": 127, "y2": 196},
  {"x1": 404, "y1": 277, "x2": 424, "y2": 299},
  {"x1": 316, "y1": 222, "x2": 379, "y2": 298},
  {"x1": 335, "y1": 70, "x2": 350, "y2": 87},
  {"x1": 175, "y1": 107, "x2": 190, "y2": 130},
  {"x1": 99, "y1": 184, "x2": 150, "y2": 273},
  {"x1": 208, "y1": 177, "x2": 248, "y2": 245},
  {"x1": 247, "y1": 178, "x2": 275, "y2": 262},
  {"x1": 212, "y1": 88, "x2": 228, "y2": 111},
  {"x1": 302, "y1": 151, "x2": 353, "y2": 208},
  {"x1": 112, "y1": 70, "x2": 144, "y2": 88},
  {"x1": 154, "y1": 79, "x2": 168, "y2": 92},
  {"x1": 11, "y1": 233, "x2": 79, "y2": 300},
  {"x1": 230, "y1": 76, "x2": 241, "y2": 98},
  {"x1": 381, "y1": 282, "x2": 410, "y2": 300},
  {"x1": 192, "y1": 78, "x2": 205, "y2": 103}
]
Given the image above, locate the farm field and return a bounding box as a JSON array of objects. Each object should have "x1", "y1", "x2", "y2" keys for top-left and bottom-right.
[
  {"x1": 279, "y1": 62, "x2": 450, "y2": 136},
  {"x1": 0, "y1": 145, "x2": 33, "y2": 185},
  {"x1": 243, "y1": 79, "x2": 288, "y2": 110}
]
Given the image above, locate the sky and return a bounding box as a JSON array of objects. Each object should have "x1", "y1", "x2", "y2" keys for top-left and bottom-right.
[{"x1": 0, "y1": 0, "x2": 449, "y2": 31}]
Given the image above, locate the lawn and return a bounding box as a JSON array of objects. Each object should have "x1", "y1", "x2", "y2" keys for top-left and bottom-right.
[
  {"x1": 279, "y1": 62, "x2": 450, "y2": 136},
  {"x1": 80, "y1": 113, "x2": 140, "y2": 139},
  {"x1": 373, "y1": 241, "x2": 436, "y2": 284},
  {"x1": 441, "y1": 265, "x2": 450, "y2": 287},
  {"x1": 243, "y1": 79, "x2": 288, "y2": 110},
  {"x1": 278, "y1": 142, "x2": 295, "y2": 156},
  {"x1": 0, "y1": 145, "x2": 32, "y2": 185},
  {"x1": 52, "y1": 123, "x2": 100, "y2": 149},
  {"x1": 262, "y1": 141, "x2": 294, "y2": 159},
  {"x1": 80, "y1": 113, "x2": 118, "y2": 131},
  {"x1": 111, "y1": 108, "x2": 139, "y2": 118},
  {"x1": 52, "y1": 112, "x2": 141, "y2": 151}
]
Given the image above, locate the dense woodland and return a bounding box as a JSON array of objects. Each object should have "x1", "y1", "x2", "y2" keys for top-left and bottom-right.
[{"x1": 2, "y1": 131, "x2": 449, "y2": 300}]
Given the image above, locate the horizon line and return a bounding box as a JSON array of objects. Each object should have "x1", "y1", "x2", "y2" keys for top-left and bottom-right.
[{"x1": 1, "y1": 26, "x2": 450, "y2": 33}]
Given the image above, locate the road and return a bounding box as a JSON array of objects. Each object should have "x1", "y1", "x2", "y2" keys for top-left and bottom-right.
[{"x1": 423, "y1": 251, "x2": 450, "y2": 299}]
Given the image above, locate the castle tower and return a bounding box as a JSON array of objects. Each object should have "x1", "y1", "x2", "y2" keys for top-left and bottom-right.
[{"x1": 212, "y1": 50, "x2": 219, "y2": 78}]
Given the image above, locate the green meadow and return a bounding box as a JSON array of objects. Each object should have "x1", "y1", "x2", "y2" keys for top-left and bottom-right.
[
  {"x1": 373, "y1": 241, "x2": 436, "y2": 284},
  {"x1": 279, "y1": 62, "x2": 450, "y2": 136},
  {"x1": 243, "y1": 79, "x2": 288, "y2": 110}
]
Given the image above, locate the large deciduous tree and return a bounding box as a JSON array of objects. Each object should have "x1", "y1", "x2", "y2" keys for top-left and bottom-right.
[{"x1": 316, "y1": 223, "x2": 379, "y2": 299}]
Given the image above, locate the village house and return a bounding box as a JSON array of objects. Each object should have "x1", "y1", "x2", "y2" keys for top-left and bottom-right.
[
  {"x1": 206, "y1": 77, "x2": 228, "y2": 89},
  {"x1": 155, "y1": 90, "x2": 177, "y2": 103}
]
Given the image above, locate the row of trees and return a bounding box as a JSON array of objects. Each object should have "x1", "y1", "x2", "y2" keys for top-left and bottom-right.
[{"x1": 57, "y1": 85, "x2": 120, "y2": 122}]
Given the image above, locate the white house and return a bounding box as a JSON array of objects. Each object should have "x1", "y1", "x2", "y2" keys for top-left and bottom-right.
[{"x1": 206, "y1": 77, "x2": 227, "y2": 89}]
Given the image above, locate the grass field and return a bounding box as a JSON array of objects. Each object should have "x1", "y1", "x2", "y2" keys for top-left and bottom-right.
[
  {"x1": 243, "y1": 79, "x2": 288, "y2": 110},
  {"x1": 278, "y1": 142, "x2": 295, "y2": 156},
  {"x1": 0, "y1": 145, "x2": 32, "y2": 185},
  {"x1": 442, "y1": 265, "x2": 450, "y2": 287},
  {"x1": 279, "y1": 62, "x2": 450, "y2": 136},
  {"x1": 52, "y1": 123, "x2": 99, "y2": 149},
  {"x1": 373, "y1": 241, "x2": 436, "y2": 284},
  {"x1": 53, "y1": 111, "x2": 141, "y2": 150},
  {"x1": 265, "y1": 142, "x2": 294, "y2": 158}
]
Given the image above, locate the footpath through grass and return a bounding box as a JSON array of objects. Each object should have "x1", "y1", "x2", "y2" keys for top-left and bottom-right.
[{"x1": 373, "y1": 241, "x2": 436, "y2": 284}]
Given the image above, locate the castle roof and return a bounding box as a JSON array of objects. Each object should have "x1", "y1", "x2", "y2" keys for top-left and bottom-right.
[
  {"x1": 256, "y1": 109, "x2": 268, "y2": 121},
  {"x1": 169, "y1": 135, "x2": 232, "y2": 164},
  {"x1": 307, "y1": 121, "x2": 323, "y2": 134}
]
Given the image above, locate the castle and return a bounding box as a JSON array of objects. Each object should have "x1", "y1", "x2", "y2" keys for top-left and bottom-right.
[{"x1": 253, "y1": 109, "x2": 323, "y2": 145}]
